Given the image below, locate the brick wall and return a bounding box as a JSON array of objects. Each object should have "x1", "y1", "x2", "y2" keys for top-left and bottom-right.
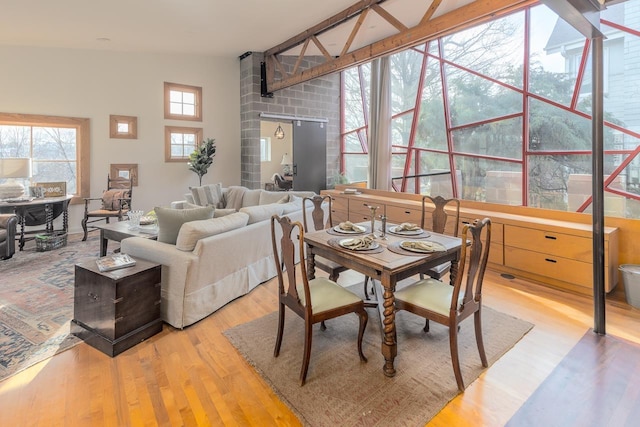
[{"x1": 239, "y1": 53, "x2": 340, "y2": 189}]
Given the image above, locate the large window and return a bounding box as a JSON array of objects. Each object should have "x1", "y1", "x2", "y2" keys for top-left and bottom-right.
[
  {"x1": 341, "y1": 2, "x2": 640, "y2": 219},
  {"x1": 0, "y1": 113, "x2": 90, "y2": 201}
]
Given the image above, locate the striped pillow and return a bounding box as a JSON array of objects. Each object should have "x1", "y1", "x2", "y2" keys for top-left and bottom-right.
[{"x1": 190, "y1": 183, "x2": 224, "y2": 208}]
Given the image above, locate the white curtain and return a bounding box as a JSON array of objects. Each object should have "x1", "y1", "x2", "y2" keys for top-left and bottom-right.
[{"x1": 368, "y1": 56, "x2": 392, "y2": 190}]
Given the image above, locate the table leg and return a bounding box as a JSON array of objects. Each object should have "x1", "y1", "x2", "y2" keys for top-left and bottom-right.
[
  {"x1": 100, "y1": 230, "x2": 108, "y2": 257},
  {"x1": 306, "y1": 248, "x2": 316, "y2": 280},
  {"x1": 380, "y1": 272, "x2": 397, "y2": 377},
  {"x1": 18, "y1": 215, "x2": 25, "y2": 251},
  {"x1": 449, "y1": 252, "x2": 460, "y2": 286}
]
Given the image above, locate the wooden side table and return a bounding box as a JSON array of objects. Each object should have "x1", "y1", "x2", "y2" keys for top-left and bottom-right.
[{"x1": 71, "y1": 257, "x2": 162, "y2": 357}]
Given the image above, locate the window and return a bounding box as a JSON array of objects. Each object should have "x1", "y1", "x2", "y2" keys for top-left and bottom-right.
[
  {"x1": 260, "y1": 137, "x2": 272, "y2": 162},
  {"x1": 164, "y1": 82, "x2": 202, "y2": 121},
  {"x1": 340, "y1": 1, "x2": 640, "y2": 219},
  {"x1": 164, "y1": 126, "x2": 202, "y2": 162},
  {"x1": 109, "y1": 115, "x2": 137, "y2": 139},
  {"x1": 0, "y1": 113, "x2": 90, "y2": 201}
]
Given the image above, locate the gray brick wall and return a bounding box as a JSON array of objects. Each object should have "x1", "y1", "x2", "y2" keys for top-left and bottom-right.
[{"x1": 239, "y1": 52, "x2": 340, "y2": 189}]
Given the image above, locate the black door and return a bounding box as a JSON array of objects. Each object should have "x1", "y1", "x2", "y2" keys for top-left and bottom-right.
[{"x1": 292, "y1": 120, "x2": 327, "y2": 193}]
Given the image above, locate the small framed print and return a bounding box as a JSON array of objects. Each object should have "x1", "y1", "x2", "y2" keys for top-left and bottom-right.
[
  {"x1": 110, "y1": 163, "x2": 138, "y2": 186},
  {"x1": 35, "y1": 182, "x2": 67, "y2": 197}
]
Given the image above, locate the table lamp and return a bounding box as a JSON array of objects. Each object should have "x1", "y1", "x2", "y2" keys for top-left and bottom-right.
[
  {"x1": 281, "y1": 153, "x2": 292, "y2": 175},
  {"x1": 0, "y1": 158, "x2": 32, "y2": 199}
]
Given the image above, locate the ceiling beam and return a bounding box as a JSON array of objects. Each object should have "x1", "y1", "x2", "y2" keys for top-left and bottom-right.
[
  {"x1": 264, "y1": 0, "x2": 535, "y2": 93},
  {"x1": 540, "y1": 0, "x2": 605, "y2": 38}
]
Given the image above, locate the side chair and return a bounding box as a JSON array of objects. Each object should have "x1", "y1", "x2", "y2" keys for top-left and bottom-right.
[
  {"x1": 271, "y1": 214, "x2": 368, "y2": 386},
  {"x1": 394, "y1": 218, "x2": 492, "y2": 392},
  {"x1": 81, "y1": 175, "x2": 133, "y2": 241},
  {"x1": 0, "y1": 214, "x2": 17, "y2": 260},
  {"x1": 420, "y1": 195, "x2": 461, "y2": 280}
]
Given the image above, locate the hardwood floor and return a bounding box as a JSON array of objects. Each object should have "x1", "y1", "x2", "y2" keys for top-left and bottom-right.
[{"x1": 2, "y1": 269, "x2": 640, "y2": 426}]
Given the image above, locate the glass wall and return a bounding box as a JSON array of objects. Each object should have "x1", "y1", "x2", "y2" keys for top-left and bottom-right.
[{"x1": 340, "y1": 1, "x2": 640, "y2": 219}]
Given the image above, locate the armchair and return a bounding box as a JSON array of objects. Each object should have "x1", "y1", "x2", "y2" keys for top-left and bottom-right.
[
  {"x1": 273, "y1": 173, "x2": 293, "y2": 191},
  {"x1": 0, "y1": 214, "x2": 17, "y2": 260},
  {"x1": 81, "y1": 175, "x2": 133, "y2": 241}
]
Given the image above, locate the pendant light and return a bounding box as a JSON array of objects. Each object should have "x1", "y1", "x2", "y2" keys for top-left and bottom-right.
[{"x1": 274, "y1": 123, "x2": 285, "y2": 139}]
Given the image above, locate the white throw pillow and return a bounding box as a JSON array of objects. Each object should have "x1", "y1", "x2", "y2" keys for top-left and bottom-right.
[
  {"x1": 239, "y1": 204, "x2": 285, "y2": 224},
  {"x1": 241, "y1": 189, "x2": 263, "y2": 207},
  {"x1": 259, "y1": 191, "x2": 289, "y2": 205},
  {"x1": 155, "y1": 205, "x2": 215, "y2": 244},
  {"x1": 190, "y1": 183, "x2": 224, "y2": 208},
  {"x1": 176, "y1": 212, "x2": 249, "y2": 251}
]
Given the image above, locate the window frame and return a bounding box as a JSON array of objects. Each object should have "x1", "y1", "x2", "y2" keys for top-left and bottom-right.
[
  {"x1": 164, "y1": 126, "x2": 203, "y2": 163},
  {"x1": 109, "y1": 115, "x2": 138, "y2": 139},
  {"x1": 164, "y1": 82, "x2": 203, "y2": 121},
  {"x1": 0, "y1": 113, "x2": 90, "y2": 204}
]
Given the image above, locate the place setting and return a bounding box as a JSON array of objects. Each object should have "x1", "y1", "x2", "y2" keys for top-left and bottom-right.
[
  {"x1": 326, "y1": 220, "x2": 369, "y2": 235},
  {"x1": 387, "y1": 239, "x2": 448, "y2": 256},
  {"x1": 385, "y1": 222, "x2": 430, "y2": 238},
  {"x1": 328, "y1": 233, "x2": 385, "y2": 254}
]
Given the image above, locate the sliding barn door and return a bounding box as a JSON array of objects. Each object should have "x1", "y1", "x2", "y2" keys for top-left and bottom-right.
[{"x1": 292, "y1": 121, "x2": 326, "y2": 193}]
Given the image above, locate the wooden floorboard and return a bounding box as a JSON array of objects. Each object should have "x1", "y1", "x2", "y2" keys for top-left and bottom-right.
[
  {"x1": 1, "y1": 268, "x2": 640, "y2": 426},
  {"x1": 506, "y1": 331, "x2": 640, "y2": 427}
]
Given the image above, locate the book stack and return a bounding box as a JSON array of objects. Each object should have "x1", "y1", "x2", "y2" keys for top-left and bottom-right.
[{"x1": 96, "y1": 253, "x2": 137, "y2": 272}]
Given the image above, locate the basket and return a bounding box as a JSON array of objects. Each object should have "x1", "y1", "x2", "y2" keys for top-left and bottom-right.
[{"x1": 35, "y1": 231, "x2": 68, "y2": 252}]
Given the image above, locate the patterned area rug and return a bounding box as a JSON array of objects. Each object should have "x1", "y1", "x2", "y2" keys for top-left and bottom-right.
[{"x1": 0, "y1": 232, "x2": 100, "y2": 381}]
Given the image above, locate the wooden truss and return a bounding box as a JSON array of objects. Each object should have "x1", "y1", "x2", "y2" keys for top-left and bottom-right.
[{"x1": 263, "y1": 0, "x2": 534, "y2": 94}]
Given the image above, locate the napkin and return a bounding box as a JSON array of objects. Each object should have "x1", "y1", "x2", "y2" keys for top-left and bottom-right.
[
  {"x1": 396, "y1": 222, "x2": 421, "y2": 231},
  {"x1": 339, "y1": 221, "x2": 365, "y2": 232},
  {"x1": 401, "y1": 240, "x2": 446, "y2": 252},
  {"x1": 342, "y1": 234, "x2": 375, "y2": 250}
]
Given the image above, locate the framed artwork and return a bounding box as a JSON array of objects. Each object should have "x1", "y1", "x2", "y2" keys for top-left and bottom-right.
[
  {"x1": 34, "y1": 181, "x2": 67, "y2": 197},
  {"x1": 110, "y1": 163, "x2": 138, "y2": 186},
  {"x1": 109, "y1": 115, "x2": 138, "y2": 139}
]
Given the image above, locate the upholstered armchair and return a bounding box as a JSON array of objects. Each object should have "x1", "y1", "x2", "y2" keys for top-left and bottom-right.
[{"x1": 0, "y1": 214, "x2": 17, "y2": 260}]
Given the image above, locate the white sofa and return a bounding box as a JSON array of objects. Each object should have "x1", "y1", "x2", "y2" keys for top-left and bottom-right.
[{"x1": 121, "y1": 186, "x2": 318, "y2": 328}]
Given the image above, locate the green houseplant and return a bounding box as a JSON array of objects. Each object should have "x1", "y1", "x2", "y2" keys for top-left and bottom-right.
[{"x1": 188, "y1": 138, "x2": 216, "y2": 185}]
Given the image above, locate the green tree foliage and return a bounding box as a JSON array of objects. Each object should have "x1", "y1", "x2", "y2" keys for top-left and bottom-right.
[{"x1": 188, "y1": 138, "x2": 216, "y2": 186}]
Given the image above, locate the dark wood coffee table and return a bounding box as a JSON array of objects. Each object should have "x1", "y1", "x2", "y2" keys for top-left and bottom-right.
[{"x1": 95, "y1": 221, "x2": 157, "y2": 256}]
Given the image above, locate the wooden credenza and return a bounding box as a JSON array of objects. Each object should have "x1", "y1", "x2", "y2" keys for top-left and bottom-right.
[{"x1": 324, "y1": 188, "x2": 619, "y2": 296}]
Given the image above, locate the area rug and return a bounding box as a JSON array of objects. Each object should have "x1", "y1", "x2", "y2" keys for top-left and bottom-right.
[
  {"x1": 224, "y1": 305, "x2": 534, "y2": 426},
  {"x1": 0, "y1": 233, "x2": 100, "y2": 381}
]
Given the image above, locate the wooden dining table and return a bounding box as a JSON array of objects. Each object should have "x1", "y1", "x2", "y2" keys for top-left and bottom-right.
[{"x1": 303, "y1": 222, "x2": 463, "y2": 377}]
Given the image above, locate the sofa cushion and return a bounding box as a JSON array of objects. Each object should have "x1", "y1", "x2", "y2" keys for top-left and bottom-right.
[
  {"x1": 155, "y1": 205, "x2": 214, "y2": 244},
  {"x1": 190, "y1": 183, "x2": 224, "y2": 208},
  {"x1": 280, "y1": 195, "x2": 304, "y2": 214},
  {"x1": 176, "y1": 212, "x2": 249, "y2": 251},
  {"x1": 241, "y1": 189, "x2": 263, "y2": 208},
  {"x1": 224, "y1": 186, "x2": 247, "y2": 211},
  {"x1": 259, "y1": 191, "x2": 289, "y2": 205},
  {"x1": 239, "y1": 204, "x2": 285, "y2": 224},
  {"x1": 214, "y1": 208, "x2": 237, "y2": 218}
]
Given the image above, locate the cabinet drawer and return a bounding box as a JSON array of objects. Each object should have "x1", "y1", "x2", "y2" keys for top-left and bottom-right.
[
  {"x1": 488, "y1": 242, "x2": 503, "y2": 265},
  {"x1": 504, "y1": 225, "x2": 598, "y2": 263},
  {"x1": 385, "y1": 204, "x2": 422, "y2": 225},
  {"x1": 330, "y1": 196, "x2": 349, "y2": 212},
  {"x1": 505, "y1": 247, "x2": 594, "y2": 289},
  {"x1": 460, "y1": 217, "x2": 503, "y2": 243},
  {"x1": 350, "y1": 199, "x2": 385, "y2": 219},
  {"x1": 331, "y1": 210, "x2": 348, "y2": 224}
]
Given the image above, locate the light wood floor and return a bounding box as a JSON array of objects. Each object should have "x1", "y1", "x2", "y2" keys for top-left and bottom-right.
[{"x1": 2, "y1": 269, "x2": 640, "y2": 427}]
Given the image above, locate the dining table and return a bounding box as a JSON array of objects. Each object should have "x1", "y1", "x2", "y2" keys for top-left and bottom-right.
[{"x1": 303, "y1": 221, "x2": 463, "y2": 377}]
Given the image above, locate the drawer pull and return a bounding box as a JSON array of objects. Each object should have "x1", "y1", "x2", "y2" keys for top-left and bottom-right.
[
  {"x1": 545, "y1": 235, "x2": 557, "y2": 240},
  {"x1": 87, "y1": 292, "x2": 99, "y2": 301},
  {"x1": 404, "y1": 210, "x2": 411, "y2": 214},
  {"x1": 462, "y1": 221, "x2": 470, "y2": 225},
  {"x1": 545, "y1": 258, "x2": 557, "y2": 263}
]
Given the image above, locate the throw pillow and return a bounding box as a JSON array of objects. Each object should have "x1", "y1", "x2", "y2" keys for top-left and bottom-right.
[
  {"x1": 241, "y1": 189, "x2": 262, "y2": 208},
  {"x1": 239, "y1": 204, "x2": 285, "y2": 224},
  {"x1": 176, "y1": 212, "x2": 249, "y2": 251},
  {"x1": 259, "y1": 191, "x2": 289, "y2": 206},
  {"x1": 224, "y1": 186, "x2": 247, "y2": 211},
  {"x1": 214, "y1": 208, "x2": 237, "y2": 218},
  {"x1": 190, "y1": 183, "x2": 224, "y2": 208},
  {"x1": 155, "y1": 205, "x2": 214, "y2": 244},
  {"x1": 101, "y1": 189, "x2": 129, "y2": 210}
]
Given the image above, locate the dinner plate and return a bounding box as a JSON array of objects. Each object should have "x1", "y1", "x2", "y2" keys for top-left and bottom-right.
[
  {"x1": 333, "y1": 224, "x2": 366, "y2": 234},
  {"x1": 339, "y1": 238, "x2": 379, "y2": 251},
  {"x1": 389, "y1": 225, "x2": 424, "y2": 235},
  {"x1": 400, "y1": 240, "x2": 444, "y2": 253}
]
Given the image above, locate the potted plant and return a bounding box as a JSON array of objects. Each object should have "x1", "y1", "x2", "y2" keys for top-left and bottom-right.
[{"x1": 188, "y1": 138, "x2": 216, "y2": 185}]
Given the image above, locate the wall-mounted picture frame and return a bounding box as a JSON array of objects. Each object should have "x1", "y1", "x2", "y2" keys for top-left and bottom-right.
[
  {"x1": 109, "y1": 115, "x2": 138, "y2": 139},
  {"x1": 34, "y1": 182, "x2": 67, "y2": 197},
  {"x1": 110, "y1": 163, "x2": 138, "y2": 186}
]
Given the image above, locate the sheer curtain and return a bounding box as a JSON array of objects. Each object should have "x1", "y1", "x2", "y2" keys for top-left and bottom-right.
[{"x1": 368, "y1": 56, "x2": 392, "y2": 190}]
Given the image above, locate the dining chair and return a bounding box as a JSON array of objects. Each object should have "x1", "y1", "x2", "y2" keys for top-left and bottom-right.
[
  {"x1": 420, "y1": 195, "x2": 461, "y2": 280},
  {"x1": 394, "y1": 217, "x2": 492, "y2": 392},
  {"x1": 271, "y1": 214, "x2": 368, "y2": 386},
  {"x1": 302, "y1": 195, "x2": 348, "y2": 282}
]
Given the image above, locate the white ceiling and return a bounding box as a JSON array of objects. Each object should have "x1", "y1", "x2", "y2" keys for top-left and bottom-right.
[{"x1": 0, "y1": 0, "x2": 474, "y2": 58}]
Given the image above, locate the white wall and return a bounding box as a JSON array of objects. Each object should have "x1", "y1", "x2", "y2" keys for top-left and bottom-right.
[{"x1": 0, "y1": 46, "x2": 241, "y2": 234}]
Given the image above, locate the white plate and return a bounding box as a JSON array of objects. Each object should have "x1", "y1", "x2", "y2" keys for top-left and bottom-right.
[
  {"x1": 339, "y1": 238, "x2": 379, "y2": 251},
  {"x1": 389, "y1": 226, "x2": 424, "y2": 235},
  {"x1": 400, "y1": 240, "x2": 444, "y2": 253},
  {"x1": 333, "y1": 224, "x2": 366, "y2": 234}
]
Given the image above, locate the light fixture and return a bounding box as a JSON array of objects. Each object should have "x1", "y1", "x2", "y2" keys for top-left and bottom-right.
[
  {"x1": 281, "y1": 153, "x2": 292, "y2": 175},
  {"x1": 0, "y1": 158, "x2": 32, "y2": 199},
  {"x1": 274, "y1": 123, "x2": 285, "y2": 139}
]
